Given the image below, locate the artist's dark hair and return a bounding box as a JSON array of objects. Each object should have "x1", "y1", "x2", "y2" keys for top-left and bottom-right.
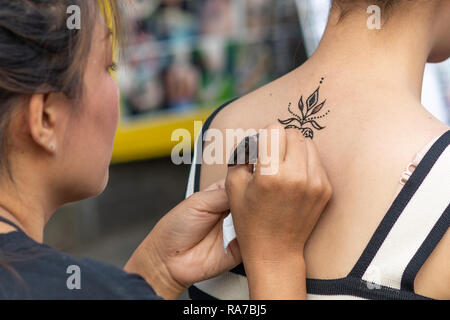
[
  {"x1": 0, "y1": 0, "x2": 125, "y2": 172},
  {"x1": 0, "y1": 0, "x2": 125, "y2": 281}
]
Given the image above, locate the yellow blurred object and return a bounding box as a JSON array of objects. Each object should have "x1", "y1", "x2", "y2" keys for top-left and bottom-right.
[
  {"x1": 100, "y1": 0, "x2": 216, "y2": 164},
  {"x1": 112, "y1": 108, "x2": 214, "y2": 163}
]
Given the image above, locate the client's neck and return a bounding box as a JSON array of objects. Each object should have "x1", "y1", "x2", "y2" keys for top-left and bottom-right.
[{"x1": 303, "y1": 5, "x2": 436, "y2": 102}]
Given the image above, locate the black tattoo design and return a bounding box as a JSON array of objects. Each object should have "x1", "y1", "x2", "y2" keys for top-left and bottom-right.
[{"x1": 278, "y1": 77, "x2": 330, "y2": 139}]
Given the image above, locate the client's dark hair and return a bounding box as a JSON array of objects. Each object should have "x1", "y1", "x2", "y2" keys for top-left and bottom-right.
[
  {"x1": 0, "y1": 0, "x2": 125, "y2": 280},
  {"x1": 333, "y1": 0, "x2": 396, "y2": 10},
  {"x1": 333, "y1": 0, "x2": 398, "y2": 21}
]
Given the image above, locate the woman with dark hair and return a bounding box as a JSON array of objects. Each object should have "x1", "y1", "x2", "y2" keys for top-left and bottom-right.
[
  {"x1": 187, "y1": 0, "x2": 450, "y2": 300},
  {"x1": 0, "y1": 0, "x2": 332, "y2": 299}
]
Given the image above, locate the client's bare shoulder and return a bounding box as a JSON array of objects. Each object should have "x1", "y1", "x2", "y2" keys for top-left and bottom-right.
[
  {"x1": 199, "y1": 72, "x2": 294, "y2": 190},
  {"x1": 211, "y1": 73, "x2": 291, "y2": 130}
]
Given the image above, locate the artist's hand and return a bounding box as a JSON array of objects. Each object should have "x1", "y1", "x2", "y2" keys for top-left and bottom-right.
[
  {"x1": 226, "y1": 124, "x2": 333, "y2": 299},
  {"x1": 125, "y1": 181, "x2": 241, "y2": 300}
]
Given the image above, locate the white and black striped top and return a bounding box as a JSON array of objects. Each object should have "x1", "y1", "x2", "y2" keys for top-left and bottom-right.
[{"x1": 185, "y1": 101, "x2": 450, "y2": 300}]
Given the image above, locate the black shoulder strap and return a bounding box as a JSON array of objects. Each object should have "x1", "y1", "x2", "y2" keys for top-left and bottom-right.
[
  {"x1": 0, "y1": 215, "x2": 24, "y2": 234},
  {"x1": 400, "y1": 203, "x2": 449, "y2": 292},
  {"x1": 191, "y1": 99, "x2": 238, "y2": 194},
  {"x1": 349, "y1": 130, "x2": 450, "y2": 280}
]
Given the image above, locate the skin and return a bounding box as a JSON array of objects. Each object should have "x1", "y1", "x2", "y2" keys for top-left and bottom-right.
[
  {"x1": 0, "y1": 20, "x2": 120, "y2": 241},
  {"x1": 0, "y1": 16, "x2": 329, "y2": 300},
  {"x1": 200, "y1": 1, "x2": 450, "y2": 299},
  {"x1": 124, "y1": 180, "x2": 242, "y2": 299},
  {"x1": 0, "y1": 18, "x2": 239, "y2": 300},
  {"x1": 226, "y1": 125, "x2": 332, "y2": 299}
]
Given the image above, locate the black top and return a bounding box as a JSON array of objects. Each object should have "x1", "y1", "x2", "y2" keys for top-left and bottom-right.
[{"x1": 0, "y1": 216, "x2": 163, "y2": 300}]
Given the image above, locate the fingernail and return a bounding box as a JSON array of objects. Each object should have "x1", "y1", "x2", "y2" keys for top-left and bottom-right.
[{"x1": 228, "y1": 134, "x2": 259, "y2": 167}]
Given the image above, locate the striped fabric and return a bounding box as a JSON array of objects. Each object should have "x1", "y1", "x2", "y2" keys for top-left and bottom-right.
[{"x1": 185, "y1": 101, "x2": 450, "y2": 300}]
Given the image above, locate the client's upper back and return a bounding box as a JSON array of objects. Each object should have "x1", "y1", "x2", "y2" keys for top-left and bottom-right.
[{"x1": 199, "y1": 67, "x2": 450, "y2": 299}]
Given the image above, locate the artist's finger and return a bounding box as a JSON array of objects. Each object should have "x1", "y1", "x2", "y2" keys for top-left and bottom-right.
[
  {"x1": 284, "y1": 129, "x2": 308, "y2": 173},
  {"x1": 226, "y1": 163, "x2": 253, "y2": 197},
  {"x1": 189, "y1": 188, "x2": 230, "y2": 214},
  {"x1": 255, "y1": 123, "x2": 286, "y2": 176},
  {"x1": 204, "y1": 179, "x2": 226, "y2": 191}
]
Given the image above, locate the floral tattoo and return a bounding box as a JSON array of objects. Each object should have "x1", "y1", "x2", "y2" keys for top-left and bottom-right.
[{"x1": 278, "y1": 77, "x2": 330, "y2": 139}]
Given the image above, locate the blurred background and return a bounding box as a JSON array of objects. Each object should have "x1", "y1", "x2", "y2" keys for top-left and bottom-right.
[{"x1": 44, "y1": 0, "x2": 450, "y2": 299}]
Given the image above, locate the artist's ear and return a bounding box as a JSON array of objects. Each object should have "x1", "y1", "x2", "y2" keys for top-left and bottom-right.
[{"x1": 27, "y1": 94, "x2": 57, "y2": 154}]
